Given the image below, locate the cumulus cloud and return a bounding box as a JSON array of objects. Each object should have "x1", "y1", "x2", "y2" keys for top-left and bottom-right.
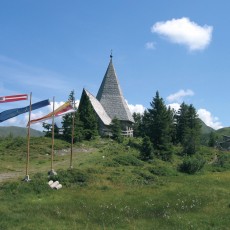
[
  {"x1": 166, "y1": 103, "x2": 222, "y2": 130},
  {"x1": 167, "y1": 89, "x2": 194, "y2": 103},
  {"x1": 197, "y1": 108, "x2": 223, "y2": 130},
  {"x1": 167, "y1": 103, "x2": 181, "y2": 111},
  {"x1": 151, "y1": 17, "x2": 213, "y2": 51},
  {"x1": 145, "y1": 42, "x2": 156, "y2": 50},
  {"x1": 128, "y1": 103, "x2": 145, "y2": 114}
]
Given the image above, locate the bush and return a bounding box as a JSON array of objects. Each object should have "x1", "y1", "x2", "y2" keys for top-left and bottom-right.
[
  {"x1": 49, "y1": 169, "x2": 88, "y2": 187},
  {"x1": 148, "y1": 165, "x2": 177, "y2": 176},
  {"x1": 0, "y1": 173, "x2": 50, "y2": 195},
  {"x1": 214, "y1": 153, "x2": 230, "y2": 169},
  {"x1": 113, "y1": 155, "x2": 144, "y2": 166},
  {"x1": 178, "y1": 155, "x2": 205, "y2": 174},
  {"x1": 140, "y1": 136, "x2": 154, "y2": 161}
]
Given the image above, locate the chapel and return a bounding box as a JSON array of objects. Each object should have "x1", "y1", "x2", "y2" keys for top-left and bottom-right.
[{"x1": 79, "y1": 54, "x2": 134, "y2": 137}]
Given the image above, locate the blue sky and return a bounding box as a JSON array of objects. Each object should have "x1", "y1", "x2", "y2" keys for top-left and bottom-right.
[{"x1": 0, "y1": 0, "x2": 229, "y2": 130}]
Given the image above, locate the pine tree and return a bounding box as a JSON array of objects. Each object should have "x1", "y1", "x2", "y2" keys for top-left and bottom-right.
[
  {"x1": 176, "y1": 103, "x2": 201, "y2": 155},
  {"x1": 208, "y1": 131, "x2": 217, "y2": 147},
  {"x1": 62, "y1": 90, "x2": 77, "y2": 142},
  {"x1": 175, "y1": 102, "x2": 189, "y2": 144},
  {"x1": 42, "y1": 122, "x2": 52, "y2": 137},
  {"x1": 133, "y1": 112, "x2": 143, "y2": 137},
  {"x1": 148, "y1": 91, "x2": 172, "y2": 152},
  {"x1": 42, "y1": 122, "x2": 60, "y2": 138},
  {"x1": 140, "y1": 136, "x2": 154, "y2": 161},
  {"x1": 77, "y1": 90, "x2": 98, "y2": 140},
  {"x1": 110, "y1": 117, "x2": 123, "y2": 142}
]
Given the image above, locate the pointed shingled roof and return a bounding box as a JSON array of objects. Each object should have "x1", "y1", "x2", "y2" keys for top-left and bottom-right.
[
  {"x1": 83, "y1": 88, "x2": 112, "y2": 126},
  {"x1": 96, "y1": 57, "x2": 134, "y2": 123}
]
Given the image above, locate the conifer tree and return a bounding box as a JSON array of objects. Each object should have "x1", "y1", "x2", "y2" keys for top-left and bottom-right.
[
  {"x1": 140, "y1": 136, "x2": 154, "y2": 161},
  {"x1": 175, "y1": 102, "x2": 189, "y2": 144},
  {"x1": 146, "y1": 91, "x2": 173, "y2": 160},
  {"x1": 176, "y1": 103, "x2": 201, "y2": 155},
  {"x1": 110, "y1": 117, "x2": 123, "y2": 142},
  {"x1": 77, "y1": 90, "x2": 98, "y2": 140},
  {"x1": 208, "y1": 131, "x2": 217, "y2": 147},
  {"x1": 62, "y1": 90, "x2": 77, "y2": 142},
  {"x1": 133, "y1": 112, "x2": 143, "y2": 137}
]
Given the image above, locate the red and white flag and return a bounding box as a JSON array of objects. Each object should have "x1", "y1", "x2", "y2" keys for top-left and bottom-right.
[{"x1": 0, "y1": 94, "x2": 28, "y2": 103}]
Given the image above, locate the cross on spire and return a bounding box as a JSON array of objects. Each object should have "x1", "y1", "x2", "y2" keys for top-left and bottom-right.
[{"x1": 110, "y1": 49, "x2": 113, "y2": 59}]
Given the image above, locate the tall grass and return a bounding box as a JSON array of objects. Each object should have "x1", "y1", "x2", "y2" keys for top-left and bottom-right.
[{"x1": 0, "y1": 137, "x2": 230, "y2": 229}]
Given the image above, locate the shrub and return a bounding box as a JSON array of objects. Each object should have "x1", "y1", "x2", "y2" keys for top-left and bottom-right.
[
  {"x1": 148, "y1": 165, "x2": 177, "y2": 176},
  {"x1": 49, "y1": 169, "x2": 88, "y2": 187},
  {"x1": 113, "y1": 155, "x2": 144, "y2": 166},
  {"x1": 178, "y1": 155, "x2": 205, "y2": 174},
  {"x1": 140, "y1": 136, "x2": 154, "y2": 161},
  {"x1": 214, "y1": 153, "x2": 230, "y2": 169}
]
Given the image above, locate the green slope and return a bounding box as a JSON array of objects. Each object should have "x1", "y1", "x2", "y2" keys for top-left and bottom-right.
[
  {"x1": 0, "y1": 126, "x2": 44, "y2": 137},
  {"x1": 200, "y1": 119, "x2": 214, "y2": 134},
  {"x1": 216, "y1": 127, "x2": 230, "y2": 137}
]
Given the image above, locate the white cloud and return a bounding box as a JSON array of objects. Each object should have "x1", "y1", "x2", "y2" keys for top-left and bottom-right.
[
  {"x1": 145, "y1": 42, "x2": 156, "y2": 50},
  {"x1": 197, "y1": 108, "x2": 223, "y2": 130},
  {"x1": 167, "y1": 103, "x2": 181, "y2": 111},
  {"x1": 151, "y1": 17, "x2": 213, "y2": 51},
  {"x1": 167, "y1": 89, "x2": 194, "y2": 103},
  {"x1": 167, "y1": 103, "x2": 222, "y2": 130},
  {"x1": 128, "y1": 103, "x2": 145, "y2": 114}
]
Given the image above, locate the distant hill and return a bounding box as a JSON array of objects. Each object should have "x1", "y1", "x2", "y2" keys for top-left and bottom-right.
[
  {"x1": 0, "y1": 126, "x2": 44, "y2": 137},
  {"x1": 215, "y1": 127, "x2": 230, "y2": 137},
  {"x1": 200, "y1": 119, "x2": 214, "y2": 134}
]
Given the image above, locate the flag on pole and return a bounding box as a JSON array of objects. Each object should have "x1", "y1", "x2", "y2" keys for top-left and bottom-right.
[
  {"x1": 0, "y1": 94, "x2": 28, "y2": 103},
  {"x1": 0, "y1": 99, "x2": 50, "y2": 123},
  {"x1": 29, "y1": 101, "x2": 75, "y2": 125}
]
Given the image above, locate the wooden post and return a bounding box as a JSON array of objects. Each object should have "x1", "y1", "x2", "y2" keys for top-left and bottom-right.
[
  {"x1": 25, "y1": 92, "x2": 32, "y2": 181},
  {"x1": 70, "y1": 97, "x2": 75, "y2": 169},
  {"x1": 51, "y1": 96, "x2": 55, "y2": 172}
]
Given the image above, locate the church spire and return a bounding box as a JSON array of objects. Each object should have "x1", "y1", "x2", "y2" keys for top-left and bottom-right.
[
  {"x1": 96, "y1": 55, "x2": 134, "y2": 123},
  {"x1": 110, "y1": 49, "x2": 113, "y2": 60}
]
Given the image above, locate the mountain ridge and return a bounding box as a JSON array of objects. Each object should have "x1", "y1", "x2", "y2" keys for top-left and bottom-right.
[{"x1": 0, "y1": 126, "x2": 44, "y2": 137}]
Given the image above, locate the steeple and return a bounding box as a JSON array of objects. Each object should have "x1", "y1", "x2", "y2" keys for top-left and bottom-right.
[{"x1": 96, "y1": 56, "x2": 134, "y2": 123}]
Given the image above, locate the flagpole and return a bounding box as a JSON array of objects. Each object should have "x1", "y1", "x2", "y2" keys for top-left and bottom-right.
[
  {"x1": 70, "y1": 96, "x2": 75, "y2": 169},
  {"x1": 49, "y1": 96, "x2": 57, "y2": 176},
  {"x1": 24, "y1": 92, "x2": 32, "y2": 181}
]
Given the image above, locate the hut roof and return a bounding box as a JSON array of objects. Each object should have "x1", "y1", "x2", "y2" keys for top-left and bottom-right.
[
  {"x1": 84, "y1": 89, "x2": 112, "y2": 126},
  {"x1": 96, "y1": 57, "x2": 134, "y2": 123}
]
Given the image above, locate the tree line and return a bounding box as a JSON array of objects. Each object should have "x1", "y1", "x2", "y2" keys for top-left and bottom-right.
[{"x1": 43, "y1": 90, "x2": 205, "y2": 160}]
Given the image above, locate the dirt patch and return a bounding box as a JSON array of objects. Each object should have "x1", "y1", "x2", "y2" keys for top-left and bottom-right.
[
  {"x1": 54, "y1": 147, "x2": 95, "y2": 156},
  {"x1": 0, "y1": 172, "x2": 22, "y2": 183}
]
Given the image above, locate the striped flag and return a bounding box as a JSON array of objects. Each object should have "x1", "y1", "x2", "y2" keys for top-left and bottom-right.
[
  {"x1": 29, "y1": 101, "x2": 75, "y2": 125},
  {"x1": 0, "y1": 94, "x2": 28, "y2": 103},
  {"x1": 0, "y1": 99, "x2": 50, "y2": 123}
]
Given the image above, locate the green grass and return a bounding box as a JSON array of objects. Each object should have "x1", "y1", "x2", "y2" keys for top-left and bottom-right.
[{"x1": 0, "y1": 136, "x2": 230, "y2": 229}]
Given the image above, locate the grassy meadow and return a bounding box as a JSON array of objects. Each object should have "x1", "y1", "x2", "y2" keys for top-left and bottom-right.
[{"x1": 0, "y1": 136, "x2": 230, "y2": 229}]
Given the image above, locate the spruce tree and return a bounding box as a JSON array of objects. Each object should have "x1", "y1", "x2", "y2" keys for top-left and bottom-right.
[
  {"x1": 140, "y1": 136, "x2": 154, "y2": 161},
  {"x1": 62, "y1": 90, "x2": 77, "y2": 142},
  {"x1": 133, "y1": 112, "x2": 143, "y2": 137},
  {"x1": 176, "y1": 103, "x2": 201, "y2": 155},
  {"x1": 147, "y1": 91, "x2": 173, "y2": 160},
  {"x1": 208, "y1": 131, "x2": 217, "y2": 147},
  {"x1": 175, "y1": 102, "x2": 189, "y2": 144},
  {"x1": 110, "y1": 117, "x2": 123, "y2": 142},
  {"x1": 77, "y1": 90, "x2": 98, "y2": 140}
]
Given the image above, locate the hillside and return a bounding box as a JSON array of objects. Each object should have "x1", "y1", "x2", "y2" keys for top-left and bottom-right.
[
  {"x1": 216, "y1": 127, "x2": 230, "y2": 137},
  {"x1": 0, "y1": 126, "x2": 44, "y2": 137},
  {"x1": 0, "y1": 137, "x2": 230, "y2": 229},
  {"x1": 200, "y1": 119, "x2": 214, "y2": 134}
]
